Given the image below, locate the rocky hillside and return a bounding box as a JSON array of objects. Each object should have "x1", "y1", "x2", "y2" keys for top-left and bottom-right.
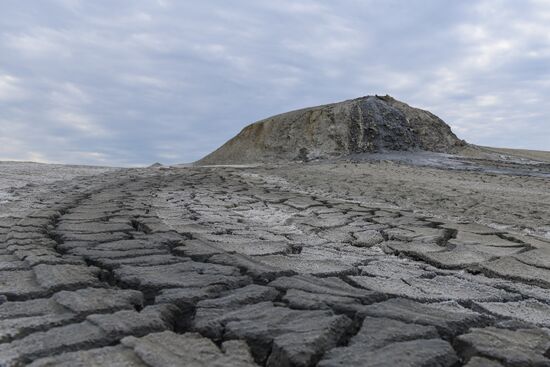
[{"x1": 198, "y1": 95, "x2": 466, "y2": 164}]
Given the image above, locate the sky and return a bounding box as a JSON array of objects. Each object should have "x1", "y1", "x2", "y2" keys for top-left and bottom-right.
[{"x1": 1, "y1": 0, "x2": 550, "y2": 166}]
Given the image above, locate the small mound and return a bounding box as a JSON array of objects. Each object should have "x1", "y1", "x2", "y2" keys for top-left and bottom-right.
[{"x1": 198, "y1": 95, "x2": 466, "y2": 164}]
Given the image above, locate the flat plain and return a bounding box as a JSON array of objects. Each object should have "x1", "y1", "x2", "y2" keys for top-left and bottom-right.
[{"x1": 1, "y1": 150, "x2": 549, "y2": 366}]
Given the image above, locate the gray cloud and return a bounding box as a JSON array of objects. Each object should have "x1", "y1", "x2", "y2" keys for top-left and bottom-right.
[{"x1": 1, "y1": 0, "x2": 549, "y2": 166}]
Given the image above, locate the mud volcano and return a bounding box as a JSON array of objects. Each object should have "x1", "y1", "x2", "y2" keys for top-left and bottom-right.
[
  {"x1": 199, "y1": 95, "x2": 466, "y2": 164},
  {"x1": 2, "y1": 99, "x2": 550, "y2": 366}
]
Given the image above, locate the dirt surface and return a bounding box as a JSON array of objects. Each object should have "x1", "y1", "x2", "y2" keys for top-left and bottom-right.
[
  {"x1": 1, "y1": 154, "x2": 550, "y2": 366},
  {"x1": 268, "y1": 155, "x2": 550, "y2": 239},
  {"x1": 0, "y1": 161, "x2": 116, "y2": 217},
  {"x1": 479, "y1": 146, "x2": 550, "y2": 163}
]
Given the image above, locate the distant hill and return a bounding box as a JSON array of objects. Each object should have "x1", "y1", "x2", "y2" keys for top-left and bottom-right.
[{"x1": 198, "y1": 95, "x2": 466, "y2": 164}]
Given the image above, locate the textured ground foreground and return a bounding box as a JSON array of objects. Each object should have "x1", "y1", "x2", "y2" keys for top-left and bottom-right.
[{"x1": 1, "y1": 157, "x2": 550, "y2": 366}]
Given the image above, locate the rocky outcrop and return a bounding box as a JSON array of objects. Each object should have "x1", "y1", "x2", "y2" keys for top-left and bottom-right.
[{"x1": 199, "y1": 95, "x2": 465, "y2": 164}]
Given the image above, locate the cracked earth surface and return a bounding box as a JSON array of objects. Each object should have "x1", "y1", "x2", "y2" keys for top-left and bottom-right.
[{"x1": 1, "y1": 162, "x2": 550, "y2": 366}]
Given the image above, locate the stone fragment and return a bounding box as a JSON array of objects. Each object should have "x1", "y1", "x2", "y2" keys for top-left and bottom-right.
[
  {"x1": 463, "y1": 357, "x2": 505, "y2": 367},
  {"x1": 385, "y1": 226, "x2": 449, "y2": 243},
  {"x1": 359, "y1": 258, "x2": 437, "y2": 278},
  {"x1": 350, "y1": 275, "x2": 516, "y2": 302},
  {"x1": 122, "y1": 331, "x2": 259, "y2": 367},
  {"x1": 28, "y1": 345, "x2": 147, "y2": 367},
  {"x1": 360, "y1": 298, "x2": 487, "y2": 337},
  {"x1": 56, "y1": 222, "x2": 133, "y2": 233},
  {"x1": 0, "y1": 298, "x2": 59, "y2": 319},
  {"x1": 439, "y1": 222, "x2": 501, "y2": 235},
  {"x1": 24, "y1": 254, "x2": 85, "y2": 267},
  {"x1": 0, "y1": 314, "x2": 75, "y2": 343},
  {"x1": 283, "y1": 289, "x2": 366, "y2": 314},
  {"x1": 319, "y1": 339, "x2": 458, "y2": 367},
  {"x1": 480, "y1": 257, "x2": 550, "y2": 288},
  {"x1": 451, "y1": 232, "x2": 525, "y2": 248},
  {"x1": 60, "y1": 211, "x2": 112, "y2": 221},
  {"x1": 385, "y1": 240, "x2": 445, "y2": 255},
  {"x1": 221, "y1": 340, "x2": 259, "y2": 366},
  {"x1": 214, "y1": 240, "x2": 290, "y2": 256},
  {"x1": 257, "y1": 254, "x2": 355, "y2": 276},
  {"x1": 416, "y1": 245, "x2": 495, "y2": 268},
  {"x1": 0, "y1": 287, "x2": 145, "y2": 344},
  {"x1": 350, "y1": 277, "x2": 431, "y2": 301},
  {"x1": 172, "y1": 239, "x2": 223, "y2": 260},
  {"x1": 93, "y1": 254, "x2": 183, "y2": 269},
  {"x1": 0, "y1": 321, "x2": 105, "y2": 366},
  {"x1": 15, "y1": 217, "x2": 51, "y2": 228},
  {"x1": 362, "y1": 317, "x2": 440, "y2": 348},
  {"x1": 12, "y1": 248, "x2": 57, "y2": 259},
  {"x1": 155, "y1": 286, "x2": 226, "y2": 308},
  {"x1": 12, "y1": 248, "x2": 85, "y2": 267},
  {"x1": 456, "y1": 327, "x2": 550, "y2": 366},
  {"x1": 132, "y1": 219, "x2": 172, "y2": 233},
  {"x1": 52, "y1": 288, "x2": 143, "y2": 314},
  {"x1": 194, "y1": 285, "x2": 279, "y2": 339},
  {"x1": 197, "y1": 284, "x2": 279, "y2": 309},
  {"x1": 284, "y1": 197, "x2": 322, "y2": 210},
  {"x1": 0, "y1": 255, "x2": 28, "y2": 271},
  {"x1": 352, "y1": 229, "x2": 385, "y2": 247},
  {"x1": 508, "y1": 233, "x2": 550, "y2": 250},
  {"x1": 256, "y1": 246, "x2": 366, "y2": 276},
  {"x1": 513, "y1": 248, "x2": 550, "y2": 270},
  {"x1": 197, "y1": 301, "x2": 351, "y2": 366},
  {"x1": 209, "y1": 253, "x2": 294, "y2": 281},
  {"x1": 86, "y1": 304, "x2": 176, "y2": 339},
  {"x1": 95, "y1": 239, "x2": 167, "y2": 251},
  {"x1": 172, "y1": 223, "x2": 214, "y2": 235},
  {"x1": 58, "y1": 232, "x2": 131, "y2": 244},
  {"x1": 3, "y1": 305, "x2": 173, "y2": 366},
  {"x1": 316, "y1": 227, "x2": 354, "y2": 243},
  {"x1": 491, "y1": 281, "x2": 550, "y2": 304},
  {"x1": 373, "y1": 215, "x2": 430, "y2": 227},
  {"x1": 115, "y1": 262, "x2": 250, "y2": 292},
  {"x1": 0, "y1": 270, "x2": 44, "y2": 300},
  {"x1": 7, "y1": 231, "x2": 44, "y2": 241},
  {"x1": 473, "y1": 299, "x2": 550, "y2": 327},
  {"x1": 270, "y1": 274, "x2": 382, "y2": 303},
  {"x1": 69, "y1": 248, "x2": 168, "y2": 260},
  {"x1": 33, "y1": 264, "x2": 101, "y2": 292}
]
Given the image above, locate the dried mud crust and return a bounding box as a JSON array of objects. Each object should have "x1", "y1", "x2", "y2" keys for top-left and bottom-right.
[
  {"x1": 0, "y1": 165, "x2": 549, "y2": 366},
  {"x1": 267, "y1": 160, "x2": 550, "y2": 239}
]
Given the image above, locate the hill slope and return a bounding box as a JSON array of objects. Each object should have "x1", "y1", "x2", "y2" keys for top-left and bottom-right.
[{"x1": 199, "y1": 95, "x2": 465, "y2": 164}]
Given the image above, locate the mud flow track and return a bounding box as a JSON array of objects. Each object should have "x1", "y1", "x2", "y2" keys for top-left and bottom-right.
[{"x1": 1, "y1": 166, "x2": 550, "y2": 366}]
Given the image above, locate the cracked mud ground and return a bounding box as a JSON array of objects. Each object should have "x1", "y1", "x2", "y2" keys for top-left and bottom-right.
[{"x1": 1, "y1": 161, "x2": 550, "y2": 367}]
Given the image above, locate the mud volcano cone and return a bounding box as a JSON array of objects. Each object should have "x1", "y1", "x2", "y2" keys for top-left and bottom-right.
[{"x1": 198, "y1": 95, "x2": 465, "y2": 164}]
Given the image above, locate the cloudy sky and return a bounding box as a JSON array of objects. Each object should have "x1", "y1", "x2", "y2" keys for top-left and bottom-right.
[{"x1": 1, "y1": 0, "x2": 549, "y2": 166}]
